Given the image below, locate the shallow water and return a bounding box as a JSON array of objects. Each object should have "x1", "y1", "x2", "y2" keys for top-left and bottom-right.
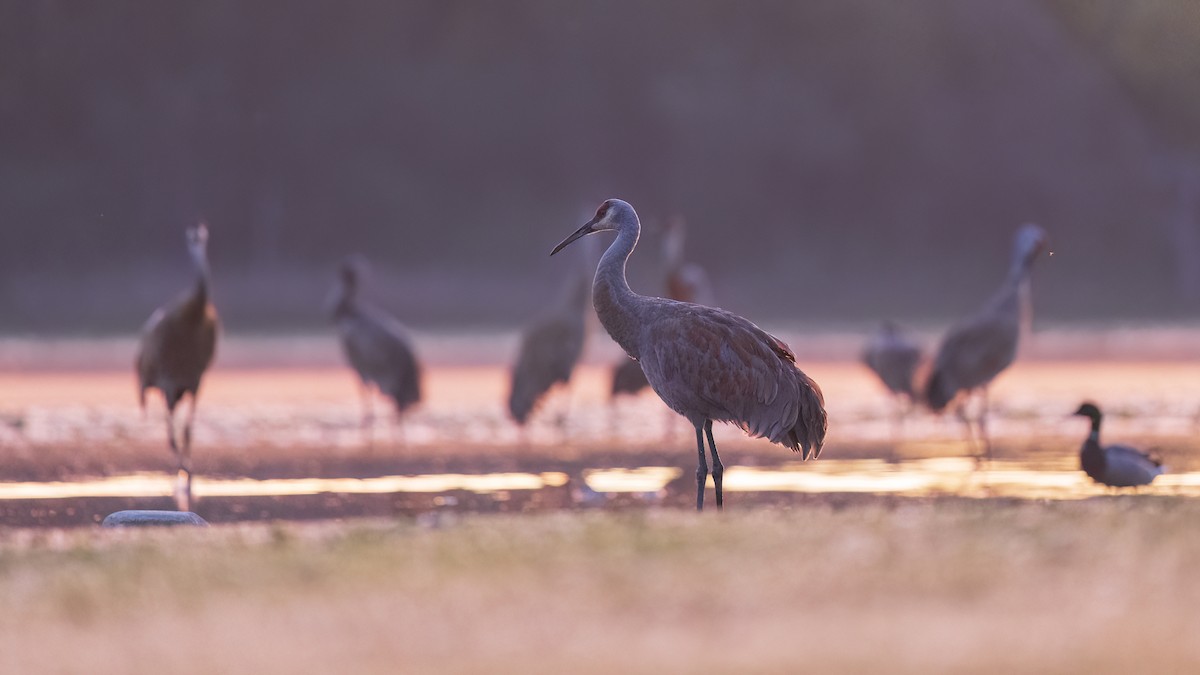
[{"x1": 0, "y1": 458, "x2": 1192, "y2": 503}]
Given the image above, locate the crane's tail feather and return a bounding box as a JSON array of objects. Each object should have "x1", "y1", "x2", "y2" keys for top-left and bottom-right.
[
  {"x1": 387, "y1": 370, "x2": 422, "y2": 415},
  {"x1": 923, "y1": 366, "x2": 954, "y2": 412},
  {"x1": 788, "y1": 370, "x2": 827, "y2": 460}
]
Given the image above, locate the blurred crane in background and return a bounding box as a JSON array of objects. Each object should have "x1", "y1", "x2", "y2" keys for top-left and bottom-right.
[
  {"x1": 328, "y1": 255, "x2": 422, "y2": 445},
  {"x1": 923, "y1": 224, "x2": 1049, "y2": 461},
  {"x1": 862, "y1": 320, "x2": 924, "y2": 440},
  {"x1": 508, "y1": 239, "x2": 594, "y2": 433},
  {"x1": 135, "y1": 222, "x2": 219, "y2": 512}
]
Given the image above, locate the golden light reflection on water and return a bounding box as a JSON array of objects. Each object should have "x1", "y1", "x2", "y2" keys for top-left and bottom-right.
[
  {"x1": 0, "y1": 472, "x2": 570, "y2": 500},
  {"x1": 0, "y1": 460, "x2": 1198, "y2": 502},
  {"x1": 583, "y1": 467, "x2": 681, "y2": 493}
]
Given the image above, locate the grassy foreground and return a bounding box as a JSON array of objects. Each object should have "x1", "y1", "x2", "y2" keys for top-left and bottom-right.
[{"x1": 1, "y1": 498, "x2": 1198, "y2": 674}]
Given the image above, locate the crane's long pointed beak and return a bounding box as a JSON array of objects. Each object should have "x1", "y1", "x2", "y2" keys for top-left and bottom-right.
[{"x1": 550, "y1": 218, "x2": 598, "y2": 256}]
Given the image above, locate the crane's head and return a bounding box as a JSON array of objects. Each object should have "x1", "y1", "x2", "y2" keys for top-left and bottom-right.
[
  {"x1": 327, "y1": 254, "x2": 369, "y2": 317},
  {"x1": 186, "y1": 222, "x2": 209, "y2": 252},
  {"x1": 551, "y1": 198, "x2": 638, "y2": 256},
  {"x1": 1012, "y1": 223, "x2": 1050, "y2": 269},
  {"x1": 1071, "y1": 401, "x2": 1102, "y2": 422},
  {"x1": 338, "y1": 254, "x2": 370, "y2": 287}
]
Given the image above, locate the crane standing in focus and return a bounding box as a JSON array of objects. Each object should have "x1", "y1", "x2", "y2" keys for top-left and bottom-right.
[{"x1": 553, "y1": 199, "x2": 826, "y2": 510}]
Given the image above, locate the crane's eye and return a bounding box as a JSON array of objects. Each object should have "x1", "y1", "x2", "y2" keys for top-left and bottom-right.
[{"x1": 596, "y1": 207, "x2": 607, "y2": 219}]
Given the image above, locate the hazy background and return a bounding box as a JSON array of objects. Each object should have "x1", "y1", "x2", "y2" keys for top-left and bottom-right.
[{"x1": 3, "y1": 0, "x2": 1199, "y2": 334}]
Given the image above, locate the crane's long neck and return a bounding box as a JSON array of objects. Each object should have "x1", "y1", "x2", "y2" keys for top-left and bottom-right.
[
  {"x1": 331, "y1": 278, "x2": 359, "y2": 320},
  {"x1": 593, "y1": 224, "x2": 644, "y2": 359},
  {"x1": 188, "y1": 245, "x2": 211, "y2": 307},
  {"x1": 984, "y1": 257, "x2": 1034, "y2": 329}
]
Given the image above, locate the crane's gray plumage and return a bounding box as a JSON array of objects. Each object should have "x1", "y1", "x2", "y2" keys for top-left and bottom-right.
[
  {"x1": 508, "y1": 262, "x2": 591, "y2": 425},
  {"x1": 329, "y1": 256, "x2": 422, "y2": 425},
  {"x1": 135, "y1": 222, "x2": 218, "y2": 512},
  {"x1": 553, "y1": 198, "x2": 826, "y2": 510},
  {"x1": 925, "y1": 224, "x2": 1047, "y2": 410},
  {"x1": 1073, "y1": 402, "x2": 1164, "y2": 488},
  {"x1": 923, "y1": 224, "x2": 1048, "y2": 458},
  {"x1": 863, "y1": 320, "x2": 922, "y2": 401}
]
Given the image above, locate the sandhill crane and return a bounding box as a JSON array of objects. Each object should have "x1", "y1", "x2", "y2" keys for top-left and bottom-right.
[
  {"x1": 508, "y1": 259, "x2": 591, "y2": 427},
  {"x1": 328, "y1": 256, "x2": 422, "y2": 441},
  {"x1": 863, "y1": 320, "x2": 924, "y2": 443},
  {"x1": 923, "y1": 224, "x2": 1048, "y2": 460},
  {"x1": 863, "y1": 321, "x2": 923, "y2": 403},
  {"x1": 552, "y1": 199, "x2": 826, "y2": 510},
  {"x1": 1072, "y1": 402, "x2": 1163, "y2": 488},
  {"x1": 135, "y1": 222, "x2": 219, "y2": 512}
]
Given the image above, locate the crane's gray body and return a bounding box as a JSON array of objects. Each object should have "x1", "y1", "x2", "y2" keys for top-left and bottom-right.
[
  {"x1": 554, "y1": 199, "x2": 826, "y2": 509},
  {"x1": 134, "y1": 223, "x2": 218, "y2": 511},
  {"x1": 863, "y1": 321, "x2": 922, "y2": 400},
  {"x1": 925, "y1": 224, "x2": 1046, "y2": 411},
  {"x1": 330, "y1": 260, "x2": 421, "y2": 414},
  {"x1": 508, "y1": 267, "x2": 590, "y2": 424}
]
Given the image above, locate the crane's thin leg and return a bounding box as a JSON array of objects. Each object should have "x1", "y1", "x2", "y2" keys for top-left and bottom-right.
[
  {"x1": 180, "y1": 396, "x2": 198, "y2": 511},
  {"x1": 979, "y1": 387, "x2": 992, "y2": 464},
  {"x1": 956, "y1": 400, "x2": 979, "y2": 459},
  {"x1": 360, "y1": 383, "x2": 375, "y2": 450},
  {"x1": 390, "y1": 410, "x2": 408, "y2": 449},
  {"x1": 887, "y1": 398, "x2": 907, "y2": 462},
  {"x1": 554, "y1": 383, "x2": 575, "y2": 445},
  {"x1": 164, "y1": 403, "x2": 189, "y2": 512},
  {"x1": 705, "y1": 419, "x2": 724, "y2": 510},
  {"x1": 165, "y1": 405, "x2": 180, "y2": 460},
  {"x1": 694, "y1": 424, "x2": 708, "y2": 511}
]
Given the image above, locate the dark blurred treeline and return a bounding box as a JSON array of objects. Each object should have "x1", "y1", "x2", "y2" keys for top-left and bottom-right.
[{"x1": 1, "y1": 0, "x2": 1199, "y2": 332}]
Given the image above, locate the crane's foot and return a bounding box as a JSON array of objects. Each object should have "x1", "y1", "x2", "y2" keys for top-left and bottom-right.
[{"x1": 174, "y1": 469, "x2": 192, "y2": 512}]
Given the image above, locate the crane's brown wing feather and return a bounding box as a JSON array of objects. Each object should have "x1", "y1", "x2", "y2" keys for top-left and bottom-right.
[{"x1": 644, "y1": 305, "x2": 825, "y2": 455}]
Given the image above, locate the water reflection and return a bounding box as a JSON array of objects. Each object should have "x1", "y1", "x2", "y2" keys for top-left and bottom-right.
[
  {"x1": 0, "y1": 471, "x2": 570, "y2": 500},
  {"x1": 0, "y1": 459, "x2": 1198, "y2": 502}
]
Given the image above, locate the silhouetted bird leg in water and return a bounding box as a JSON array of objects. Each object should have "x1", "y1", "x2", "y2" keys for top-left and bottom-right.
[
  {"x1": 359, "y1": 384, "x2": 375, "y2": 450},
  {"x1": 705, "y1": 419, "x2": 724, "y2": 509},
  {"x1": 978, "y1": 388, "x2": 992, "y2": 464},
  {"x1": 165, "y1": 402, "x2": 191, "y2": 512},
  {"x1": 181, "y1": 394, "x2": 196, "y2": 483},
  {"x1": 389, "y1": 411, "x2": 409, "y2": 449},
  {"x1": 955, "y1": 400, "x2": 978, "y2": 458},
  {"x1": 694, "y1": 424, "x2": 709, "y2": 511}
]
